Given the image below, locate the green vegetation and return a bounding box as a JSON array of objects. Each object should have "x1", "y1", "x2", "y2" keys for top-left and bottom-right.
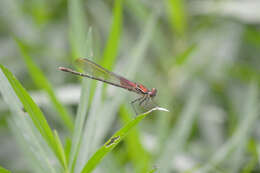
[{"x1": 0, "y1": 0, "x2": 259, "y2": 173}]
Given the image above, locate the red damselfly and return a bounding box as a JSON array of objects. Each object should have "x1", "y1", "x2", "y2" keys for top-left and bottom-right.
[{"x1": 59, "y1": 58, "x2": 157, "y2": 114}]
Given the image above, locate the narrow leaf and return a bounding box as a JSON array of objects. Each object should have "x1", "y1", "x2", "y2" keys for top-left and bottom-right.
[
  {"x1": 68, "y1": 28, "x2": 93, "y2": 172},
  {"x1": 16, "y1": 38, "x2": 74, "y2": 131},
  {"x1": 0, "y1": 65, "x2": 65, "y2": 169},
  {"x1": 166, "y1": 0, "x2": 187, "y2": 35},
  {"x1": 0, "y1": 166, "x2": 11, "y2": 173},
  {"x1": 81, "y1": 107, "x2": 168, "y2": 173},
  {"x1": 54, "y1": 130, "x2": 68, "y2": 170},
  {"x1": 101, "y1": 0, "x2": 122, "y2": 69},
  {"x1": 119, "y1": 106, "x2": 151, "y2": 173},
  {"x1": 68, "y1": 0, "x2": 88, "y2": 59}
]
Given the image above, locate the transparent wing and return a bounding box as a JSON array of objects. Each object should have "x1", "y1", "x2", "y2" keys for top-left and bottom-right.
[{"x1": 75, "y1": 58, "x2": 137, "y2": 91}]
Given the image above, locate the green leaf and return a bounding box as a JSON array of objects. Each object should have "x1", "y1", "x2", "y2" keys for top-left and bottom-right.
[
  {"x1": 67, "y1": 0, "x2": 94, "y2": 171},
  {"x1": 0, "y1": 65, "x2": 66, "y2": 170},
  {"x1": 15, "y1": 38, "x2": 74, "y2": 131},
  {"x1": 64, "y1": 138, "x2": 72, "y2": 166},
  {"x1": 0, "y1": 65, "x2": 59, "y2": 172},
  {"x1": 119, "y1": 106, "x2": 151, "y2": 173},
  {"x1": 68, "y1": 29, "x2": 93, "y2": 172},
  {"x1": 166, "y1": 0, "x2": 187, "y2": 35},
  {"x1": 229, "y1": 64, "x2": 260, "y2": 85},
  {"x1": 0, "y1": 166, "x2": 11, "y2": 173},
  {"x1": 174, "y1": 43, "x2": 197, "y2": 66},
  {"x1": 80, "y1": 107, "x2": 169, "y2": 173},
  {"x1": 241, "y1": 140, "x2": 258, "y2": 173},
  {"x1": 101, "y1": 0, "x2": 122, "y2": 69},
  {"x1": 68, "y1": 0, "x2": 88, "y2": 59},
  {"x1": 53, "y1": 130, "x2": 68, "y2": 170},
  {"x1": 73, "y1": 83, "x2": 103, "y2": 173}
]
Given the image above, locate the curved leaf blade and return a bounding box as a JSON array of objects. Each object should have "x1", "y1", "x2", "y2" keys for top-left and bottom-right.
[{"x1": 81, "y1": 107, "x2": 168, "y2": 173}]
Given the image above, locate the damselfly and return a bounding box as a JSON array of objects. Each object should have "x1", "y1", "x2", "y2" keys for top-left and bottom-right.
[{"x1": 59, "y1": 58, "x2": 157, "y2": 114}]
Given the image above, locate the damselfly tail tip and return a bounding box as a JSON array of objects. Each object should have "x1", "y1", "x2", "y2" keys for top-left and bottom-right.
[{"x1": 58, "y1": 66, "x2": 69, "y2": 72}]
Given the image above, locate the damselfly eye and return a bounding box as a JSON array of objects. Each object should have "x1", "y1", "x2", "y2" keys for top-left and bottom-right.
[{"x1": 150, "y1": 88, "x2": 157, "y2": 97}]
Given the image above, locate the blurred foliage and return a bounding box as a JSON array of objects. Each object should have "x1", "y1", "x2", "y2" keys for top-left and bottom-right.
[{"x1": 0, "y1": 0, "x2": 260, "y2": 173}]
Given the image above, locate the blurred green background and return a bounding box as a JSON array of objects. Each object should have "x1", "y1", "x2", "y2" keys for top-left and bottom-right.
[{"x1": 0, "y1": 0, "x2": 260, "y2": 173}]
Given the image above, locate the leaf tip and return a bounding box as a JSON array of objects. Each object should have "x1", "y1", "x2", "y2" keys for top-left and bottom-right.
[{"x1": 155, "y1": 106, "x2": 170, "y2": 112}]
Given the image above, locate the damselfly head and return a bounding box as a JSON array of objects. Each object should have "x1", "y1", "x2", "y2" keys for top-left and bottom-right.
[{"x1": 149, "y1": 88, "x2": 157, "y2": 97}]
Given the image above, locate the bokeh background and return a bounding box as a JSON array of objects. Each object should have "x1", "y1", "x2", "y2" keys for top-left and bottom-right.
[{"x1": 0, "y1": 0, "x2": 260, "y2": 173}]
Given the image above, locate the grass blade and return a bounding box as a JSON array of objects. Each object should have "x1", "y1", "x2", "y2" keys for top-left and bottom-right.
[
  {"x1": 74, "y1": 83, "x2": 103, "y2": 173},
  {"x1": 68, "y1": 79, "x2": 89, "y2": 172},
  {"x1": 0, "y1": 166, "x2": 11, "y2": 173},
  {"x1": 174, "y1": 43, "x2": 197, "y2": 66},
  {"x1": 119, "y1": 106, "x2": 151, "y2": 173},
  {"x1": 0, "y1": 65, "x2": 59, "y2": 172},
  {"x1": 68, "y1": 28, "x2": 93, "y2": 172},
  {"x1": 0, "y1": 65, "x2": 67, "y2": 170},
  {"x1": 67, "y1": 0, "x2": 92, "y2": 170},
  {"x1": 68, "y1": 0, "x2": 88, "y2": 59},
  {"x1": 241, "y1": 140, "x2": 258, "y2": 173},
  {"x1": 101, "y1": 0, "x2": 122, "y2": 69},
  {"x1": 15, "y1": 38, "x2": 74, "y2": 131},
  {"x1": 80, "y1": 107, "x2": 169, "y2": 173},
  {"x1": 166, "y1": 0, "x2": 187, "y2": 35},
  {"x1": 53, "y1": 130, "x2": 68, "y2": 171}
]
